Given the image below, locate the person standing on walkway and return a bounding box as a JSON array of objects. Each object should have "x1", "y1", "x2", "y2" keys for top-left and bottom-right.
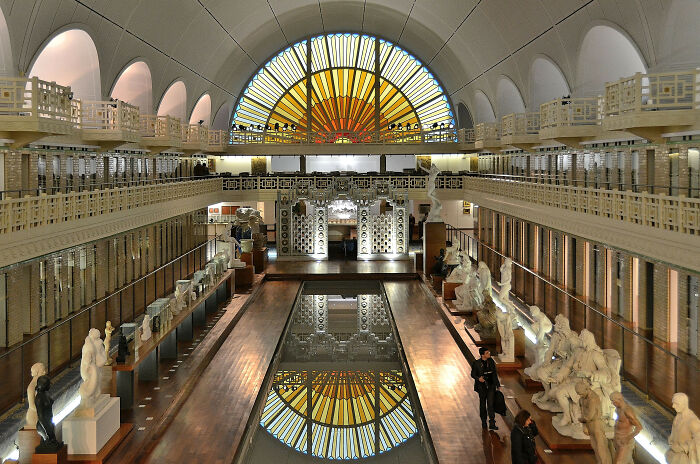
[
  {"x1": 471, "y1": 347, "x2": 500, "y2": 430},
  {"x1": 511, "y1": 409, "x2": 539, "y2": 464}
]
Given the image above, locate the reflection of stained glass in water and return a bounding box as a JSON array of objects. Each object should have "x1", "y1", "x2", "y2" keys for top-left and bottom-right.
[
  {"x1": 232, "y1": 33, "x2": 454, "y2": 137},
  {"x1": 260, "y1": 369, "x2": 418, "y2": 459}
]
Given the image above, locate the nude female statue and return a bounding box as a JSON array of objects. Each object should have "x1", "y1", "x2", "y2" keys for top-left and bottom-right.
[{"x1": 25, "y1": 362, "x2": 47, "y2": 429}]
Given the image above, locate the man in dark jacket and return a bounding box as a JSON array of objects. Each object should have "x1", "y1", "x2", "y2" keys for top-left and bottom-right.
[{"x1": 471, "y1": 347, "x2": 501, "y2": 430}]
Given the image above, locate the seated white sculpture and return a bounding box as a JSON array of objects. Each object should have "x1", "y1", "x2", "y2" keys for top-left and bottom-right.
[
  {"x1": 77, "y1": 328, "x2": 108, "y2": 413},
  {"x1": 444, "y1": 244, "x2": 460, "y2": 266},
  {"x1": 531, "y1": 314, "x2": 580, "y2": 404},
  {"x1": 25, "y1": 362, "x2": 47, "y2": 428},
  {"x1": 523, "y1": 306, "x2": 553, "y2": 376},
  {"x1": 446, "y1": 252, "x2": 469, "y2": 283},
  {"x1": 141, "y1": 315, "x2": 152, "y2": 341},
  {"x1": 542, "y1": 330, "x2": 620, "y2": 439},
  {"x1": 455, "y1": 267, "x2": 481, "y2": 312},
  {"x1": 666, "y1": 392, "x2": 700, "y2": 464}
]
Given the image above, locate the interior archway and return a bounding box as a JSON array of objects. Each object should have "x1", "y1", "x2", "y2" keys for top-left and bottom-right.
[
  {"x1": 530, "y1": 56, "x2": 570, "y2": 108},
  {"x1": 189, "y1": 94, "x2": 212, "y2": 126},
  {"x1": 157, "y1": 80, "x2": 187, "y2": 120},
  {"x1": 212, "y1": 102, "x2": 233, "y2": 130},
  {"x1": 0, "y1": 6, "x2": 13, "y2": 76},
  {"x1": 576, "y1": 24, "x2": 646, "y2": 97},
  {"x1": 473, "y1": 91, "x2": 496, "y2": 123},
  {"x1": 457, "y1": 103, "x2": 474, "y2": 130},
  {"x1": 28, "y1": 29, "x2": 101, "y2": 100},
  {"x1": 495, "y1": 76, "x2": 526, "y2": 117},
  {"x1": 110, "y1": 61, "x2": 153, "y2": 113}
]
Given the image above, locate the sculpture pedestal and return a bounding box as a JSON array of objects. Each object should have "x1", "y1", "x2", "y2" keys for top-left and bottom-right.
[
  {"x1": 514, "y1": 327, "x2": 525, "y2": 357},
  {"x1": 18, "y1": 428, "x2": 41, "y2": 464},
  {"x1": 517, "y1": 369, "x2": 544, "y2": 391},
  {"x1": 422, "y1": 222, "x2": 445, "y2": 275},
  {"x1": 430, "y1": 275, "x2": 443, "y2": 293},
  {"x1": 62, "y1": 395, "x2": 120, "y2": 455},
  {"x1": 234, "y1": 265, "x2": 254, "y2": 288},
  {"x1": 442, "y1": 281, "x2": 459, "y2": 300},
  {"x1": 31, "y1": 445, "x2": 67, "y2": 464}
]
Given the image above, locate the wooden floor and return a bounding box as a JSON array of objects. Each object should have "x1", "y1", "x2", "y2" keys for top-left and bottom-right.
[
  {"x1": 132, "y1": 280, "x2": 301, "y2": 464},
  {"x1": 383, "y1": 280, "x2": 509, "y2": 464},
  {"x1": 265, "y1": 258, "x2": 417, "y2": 280}
]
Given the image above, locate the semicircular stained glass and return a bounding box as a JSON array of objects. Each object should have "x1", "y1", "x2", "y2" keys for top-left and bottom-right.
[
  {"x1": 232, "y1": 33, "x2": 454, "y2": 137},
  {"x1": 260, "y1": 369, "x2": 418, "y2": 460}
]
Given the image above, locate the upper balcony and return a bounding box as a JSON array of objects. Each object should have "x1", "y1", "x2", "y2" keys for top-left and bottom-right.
[
  {"x1": 538, "y1": 97, "x2": 606, "y2": 147},
  {"x1": 0, "y1": 77, "x2": 76, "y2": 147},
  {"x1": 207, "y1": 129, "x2": 227, "y2": 152},
  {"x1": 225, "y1": 127, "x2": 476, "y2": 155},
  {"x1": 182, "y1": 123, "x2": 209, "y2": 153},
  {"x1": 602, "y1": 69, "x2": 700, "y2": 141},
  {"x1": 139, "y1": 114, "x2": 182, "y2": 153},
  {"x1": 78, "y1": 99, "x2": 141, "y2": 151},
  {"x1": 500, "y1": 112, "x2": 540, "y2": 150},
  {"x1": 474, "y1": 122, "x2": 501, "y2": 150}
]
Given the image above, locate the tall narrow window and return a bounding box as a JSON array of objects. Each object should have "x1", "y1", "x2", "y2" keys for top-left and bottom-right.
[
  {"x1": 631, "y1": 150, "x2": 640, "y2": 192},
  {"x1": 688, "y1": 275, "x2": 699, "y2": 356},
  {"x1": 38, "y1": 155, "x2": 46, "y2": 193},
  {"x1": 39, "y1": 261, "x2": 47, "y2": 327},
  {"x1": 689, "y1": 148, "x2": 699, "y2": 198}
]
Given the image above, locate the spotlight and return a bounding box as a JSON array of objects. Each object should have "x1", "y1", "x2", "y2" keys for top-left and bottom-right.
[
  {"x1": 432, "y1": 123, "x2": 438, "y2": 129},
  {"x1": 239, "y1": 125, "x2": 247, "y2": 131},
  {"x1": 266, "y1": 125, "x2": 271, "y2": 130},
  {"x1": 67, "y1": 91, "x2": 74, "y2": 101},
  {"x1": 198, "y1": 119, "x2": 204, "y2": 126},
  {"x1": 283, "y1": 123, "x2": 289, "y2": 130},
  {"x1": 291, "y1": 124, "x2": 296, "y2": 130},
  {"x1": 274, "y1": 123, "x2": 280, "y2": 131},
  {"x1": 397, "y1": 123, "x2": 402, "y2": 129},
  {"x1": 257, "y1": 124, "x2": 262, "y2": 130},
  {"x1": 414, "y1": 123, "x2": 419, "y2": 130}
]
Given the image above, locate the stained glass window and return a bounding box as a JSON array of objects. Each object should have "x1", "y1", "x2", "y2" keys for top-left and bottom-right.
[
  {"x1": 260, "y1": 369, "x2": 418, "y2": 459},
  {"x1": 232, "y1": 34, "x2": 455, "y2": 137}
]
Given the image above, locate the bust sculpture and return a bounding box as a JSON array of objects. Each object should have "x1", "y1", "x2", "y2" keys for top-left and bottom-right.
[
  {"x1": 610, "y1": 392, "x2": 642, "y2": 463},
  {"x1": 116, "y1": 330, "x2": 130, "y2": 364},
  {"x1": 104, "y1": 321, "x2": 114, "y2": 366},
  {"x1": 666, "y1": 392, "x2": 700, "y2": 464},
  {"x1": 25, "y1": 362, "x2": 47, "y2": 429},
  {"x1": 141, "y1": 315, "x2": 152, "y2": 341},
  {"x1": 34, "y1": 375, "x2": 64, "y2": 454},
  {"x1": 577, "y1": 381, "x2": 612, "y2": 464},
  {"x1": 421, "y1": 163, "x2": 442, "y2": 222},
  {"x1": 523, "y1": 306, "x2": 553, "y2": 377},
  {"x1": 78, "y1": 328, "x2": 107, "y2": 411}
]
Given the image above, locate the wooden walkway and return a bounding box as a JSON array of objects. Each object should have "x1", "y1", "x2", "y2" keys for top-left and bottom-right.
[{"x1": 383, "y1": 280, "x2": 508, "y2": 464}]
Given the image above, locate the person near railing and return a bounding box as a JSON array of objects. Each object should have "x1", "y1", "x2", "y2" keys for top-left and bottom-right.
[{"x1": 471, "y1": 346, "x2": 501, "y2": 431}]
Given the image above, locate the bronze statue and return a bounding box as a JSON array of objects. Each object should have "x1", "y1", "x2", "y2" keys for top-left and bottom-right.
[
  {"x1": 116, "y1": 330, "x2": 130, "y2": 364},
  {"x1": 34, "y1": 375, "x2": 64, "y2": 454}
]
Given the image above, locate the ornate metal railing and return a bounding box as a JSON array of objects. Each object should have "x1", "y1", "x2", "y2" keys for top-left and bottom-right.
[{"x1": 604, "y1": 69, "x2": 700, "y2": 115}]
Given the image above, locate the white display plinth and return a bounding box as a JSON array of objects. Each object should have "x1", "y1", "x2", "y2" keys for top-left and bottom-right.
[{"x1": 62, "y1": 394, "x2": 120, "y2": 455}]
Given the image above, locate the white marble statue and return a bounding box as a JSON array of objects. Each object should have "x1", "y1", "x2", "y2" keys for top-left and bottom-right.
[
  {"x1": 25, "y1": 362, "x2": 47, "y2": 429},
  {"x1": 530, "y1": 314, "x2": 580, "y2": 402},
  {"x1": 494, "y1": 300, "x2": 517, "y2": 362},
  {"x1": 666, "y1": 392, "x2": 700, "y2": 464},
  {"x1": 444, "y1": 243, "x2": 460, "y2": 266},
  {"x1": 610, "y1": 392, "x2": 642, "y2": 464},
  {"x1": 455, "y1": 266, "x2": 481, "y2": 312},
  {"x1": 476, "y1": 261, "x2": 492, "y2": 299},
  {"x1": 78, "y1": 328, "x2": 107, "y2": 412},
  {"x1": 523, "y1": 306, "x2": 553, "y2": 376},
  {"x1": 141, "y1": 315, "x2": 152, "y2": 342},
  {"x1": 421, "y1": 163, "x2": 442, "y2": 222},
  {"x1": 499, "y1": 258, "x2": 513, "y2": 286},
  {"x1": 544, "y1": 330, "x2": 620, "y2": 439},
  {"x1": 446, "y1": 252, "x2": 469, "y2": 283},
  {"x1": 103, "y1": 321, "x2": 114, "y2": 366}
]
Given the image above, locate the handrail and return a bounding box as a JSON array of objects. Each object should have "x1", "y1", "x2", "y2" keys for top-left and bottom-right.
[
  {"x1": 540, "y1": 97, "x2": 601, "y2": 128},
  {"x1": 475, "y1": 122, "x2": 500, "y2": 141},
  {"x1": 604, "y1": 69, "x2": 700, "y2": 115},
  {"x1": 501, "y1": 112, "x2": 540, "y2": 136},
  {"x1": 227, "y1": 127, "x2": 465, "y2": 145}
]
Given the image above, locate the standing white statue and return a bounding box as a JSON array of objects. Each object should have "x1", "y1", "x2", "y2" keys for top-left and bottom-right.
[
  {"x1": 141, "y1": 314, "x2": 152, "y2": 342},
  {"x1": 476, "y1": 261, "x2": 492, "y2": 299},
  {"x1": 494, "y1": 301, "x2": 517, "y2": 362},
  {"x1": 666, "y1": 392, "x2": 700, "y2": 464},
  {"x1": 77, "y1": 328, "x2": 107, "y2": 412},
  {"x1": 455, "y1": 266, "x2": 480, "y2": 312},
  {"x1": 104, "y1": 321, "x2": 114, "y2": 366},
  {"x1": 25, "y1": 362, "x2": 47, "y2": 429},
  {"x1": 524, "y1": 306, "x2": 553, "y2": 375},
  {"x1": 446, "y1": 251, "x2": 469, "y2": 283},
  {"x1": 498, "y1": 258, "x2": 513, "y2": 301},
  {"x1": 576, "y1": 381, "x2": 612, "y2": 464},
  {"x1": 421, "y1": 163, "x2": 442, "y2": 222},
  {"x1": 610, "y1": 392, "x2": 642, "y2": 464}
]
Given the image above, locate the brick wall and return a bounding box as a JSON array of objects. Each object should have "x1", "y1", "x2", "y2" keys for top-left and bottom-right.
[{"x1": 653, "y1": 263, "x2": 670, "y2": 341}]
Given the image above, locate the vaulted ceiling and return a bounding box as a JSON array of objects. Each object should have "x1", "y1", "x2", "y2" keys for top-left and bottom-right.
[{"x1": 1, "y1": 0, "x2": 697, "y2": 123}]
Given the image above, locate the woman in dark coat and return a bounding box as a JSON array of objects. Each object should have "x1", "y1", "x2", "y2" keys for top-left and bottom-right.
[{"x1": 511, "y1": 409, "x2": 539, "y2": 464}]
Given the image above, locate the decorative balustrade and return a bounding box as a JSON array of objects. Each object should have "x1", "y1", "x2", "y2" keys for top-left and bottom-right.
[
  {"x1": 604, "y1": 69, "x2": 700, "y2": 115},
  {"x1": 475, "y1": 122, "x2": 500, "y2": 141},
  {"x1": 501, "y1": 112, "x2": 540, "y2": 136},
  {"x1": 140, "y1": 114, "x2": 182, "y2": 140},
  {"x1": 79, "y1": 100, "x2": 141, "y2": 132},
  {"x1": 227, "y1": 127, "x2": 464, "y2": 145},
  {"x1": 0, "y1": 177, "x2": 222, "y2": 235},
  {"x1": 183, "y1": 123, "x2": 209, "y2": 143},
  {"x1": 539, "y1": 97, "x2": 601, "y2": 129},
  {"x1": 0, "y1": 77, "x2": 75, "y2": 135},
  {"x1": 208, "y1": 129, "x2": 227, "y2": 151}
]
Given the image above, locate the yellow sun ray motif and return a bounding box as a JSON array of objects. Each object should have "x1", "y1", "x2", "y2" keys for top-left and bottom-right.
[{"x1": 232, "y1": 33, "x2": 454, "y2": 138}]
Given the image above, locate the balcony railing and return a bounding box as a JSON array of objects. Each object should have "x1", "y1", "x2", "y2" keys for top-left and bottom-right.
[
  {"x1": 540, "y1": 97, "x2": 601, "y2": 128},
  {"x1": 604, "y1": 69, "x2": 700, "y2": 115},
  {"x1": 140, "y1": 114, "x2": 183, "y2": 140},
  {"x1": 79, "y1": 100, "x2": 141, "y2": 133},
  {"x1": 0, "y1": 77, "x2": 75, "y2": 135},
  {"x1": 0, "y1": 177, "x2": 222, "y2": 235},
  {"x1": 501, "y1": 112, "x2": 540, "y2": 136},
  {"x1": 475, "y1": 122, "x2": 500, "y2": 141},
  {"x1": 227, "y1": 127, "x2": 468, "y2": 145},
  {"x1": 183, "y1": 123, "x2": 209, "y2": 144}
]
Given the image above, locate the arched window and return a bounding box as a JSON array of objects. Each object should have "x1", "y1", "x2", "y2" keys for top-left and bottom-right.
[
  {"x1": 232, "y1": 33, "x2": 454, "y2": 136},
  {"x1": 576, "y1": 25, "x2": 646, "y2": 96},
  {"x1": 28, "y1": 29, "x2": 101, "y2": 100},
  {"x1": 211, "y1": 102, "x2": 233, "y2": 130},
  {"x1": 0, "y1": 6, "x2": 13, "y2": 76},
  {"x1": 157, "y1": 80, "x2": 187, "y2": 120},
  {"x1": 189, "y1": 94, "x2": 212, "y2": 126},
  {"x1": 457, "y1": 103, "x2": 474, "y2": 129},
  {"x1": 110, "y1": 61, "x2": 153, "y2": 113}
]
